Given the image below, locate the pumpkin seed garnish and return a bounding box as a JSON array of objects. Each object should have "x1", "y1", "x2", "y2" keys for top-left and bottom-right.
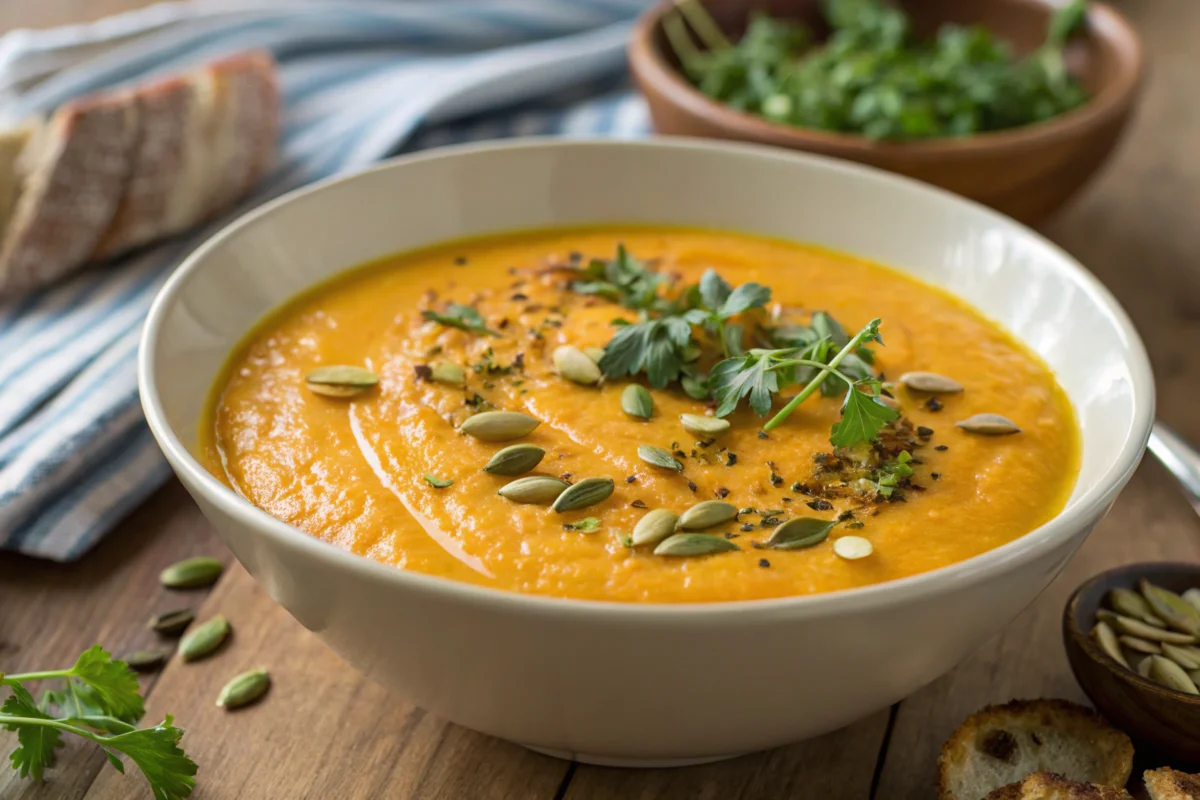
[
  {"x1": 160, "y1": 556, "x2": 223, "y2": 589},
  {"x1": 631, "y1": 509, "x2": 679, "y2": 547},
  {"x1": 1114, "y1": 614, "x2": 1197, "y2": 644},
  {"x1": 149, "y1": 608, "x2": 195, "y2": 637},
  {"x1": 424, "y1": 474, "x2": 453, "y2": 488},
  {"x1": 1162, "y1": 642, "x2": 1200, "y2": 670},
  {"x1": 216, "y1": 668, "x2": 271, "y2": 709},
  {"x1": 123, "y1": 648, "x2": 169, "y2": 673},
  {"x1": 899, "y1": 372, "x2": 963, "y2": 394},
  {"x1": 552, "y1": 477, "x2": 615, "y2": 513},
  {"x1": 759, "y1": 517, "x2": 835, "y2": 550},
  {"x1": 680, "y1": 413, "x2": 730, "y2": 438},
  {"x1": 179, "y1": 615, "x2": 231, "y2": 662},
  {"x1": 305, "y1": 365, "x2": 379, "y2": 397},
  {"x1": 1138, "y1": 657, "x2": 1154, "y2": 678},
  {"x1": 1109, "y1": 588, "x2": 1157, "y2": 623},
  {"x1": 1139, "y1": 579, "x2": 1200, "y2": 636},
  {"x1": 833, "y1": 535, "x2": 873, "y2": 560},
  {"x1": 653, "y1": 533, "x2": 739, "y2": 557},
  {"x1": 460, "y1": 410, "x2": 540, "y2": 441},
  {"x1": 497, "y1": 476, "x2": 570, "y2": 505},
  {"x1": 1091, "y1": 622, "x2": 1127, "y2": 668},
  {"x1": 1118, "y1": 635, "x2": 1161, "y2": 654},
  {"x1": 1150, "y1": 655, "x2": 1200, "y2": 694},
  {"x1": 430, "y1": 362, "x2": 465, "y2": 386},
  {"x1": 1184, "y1": 588, "x2": 1200, "y2": 614},
  {"x1": 553, "y1": 345, "x2": 602, "y2": 386},
  {"x1": 483, "y1": 444, "x2": 546, "y2": 476},
  {"x1": 584, "y1": 347, "x2": 606, "y2": 364},
  {"x1": 638, "y1": 445, "x2": 683, "y2": 472},
  {"x1": 621, "y1": 385, "x2": 654, "y2": 421},
  {"x1": 676, "y1": 501, "x2": 738, "y2": 531},
  {"x1": 955, "y1": 413, "x2": 1021, "y2": 435}
]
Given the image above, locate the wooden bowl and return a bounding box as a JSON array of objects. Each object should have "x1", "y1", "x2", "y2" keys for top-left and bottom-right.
[
  {"x1": 628, "y1": 0, "x2": 1144, "y2": 225},
  {"x1": 1064, "y1": 562, "x2": 1200, "y2": 767}
]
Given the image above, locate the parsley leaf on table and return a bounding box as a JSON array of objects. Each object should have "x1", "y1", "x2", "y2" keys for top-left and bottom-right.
[
  {"x1": 2, "y1": 684, "x2": 61, "y2": 781},
  {"x1": 421, "y1": 302, "x2": 498, "y2": 336}
]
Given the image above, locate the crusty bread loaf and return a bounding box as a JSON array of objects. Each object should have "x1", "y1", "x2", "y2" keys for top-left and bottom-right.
[
  {"x1": 0, "y1": 93, "x2": 138, "y2": 292},
  {"x1": 1145, "y1": 768, "x2": 1200, "y2": 799},
  {"x1": 937, "y1": 700, "x2": 1134, "y2": 800},
  {"x1": 983, "y1": 772, "x2": 1133, "y2": 799}
]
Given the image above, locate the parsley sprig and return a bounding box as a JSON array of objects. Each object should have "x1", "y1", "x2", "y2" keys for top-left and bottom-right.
[
  {"x1": 421, "y1": 302, "x2": 498, "y2": 336},
  {"x1": 1, "y1": 646, "x2": 197, "y2": 799}
]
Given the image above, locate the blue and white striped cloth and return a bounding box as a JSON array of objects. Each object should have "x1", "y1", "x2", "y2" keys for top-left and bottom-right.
[{"x1": 0, "y1": 0, "x2": 653, "y2": 561}]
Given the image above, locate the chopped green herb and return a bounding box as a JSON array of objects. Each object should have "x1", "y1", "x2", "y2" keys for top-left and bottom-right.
[
  {"x1": 424, "y1": 474, "x2": 454, "y2": 489},
  {"x1": 421, "y1": 303, "x2": 498, "y2": 336},
  {"x1": 564, "y1": 517, "x2": 601, "y2": 532}
]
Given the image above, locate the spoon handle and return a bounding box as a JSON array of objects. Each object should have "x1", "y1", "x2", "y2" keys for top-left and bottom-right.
[{"x1": 1148, "y1": 422, "x2": 1200, "y2": 505}]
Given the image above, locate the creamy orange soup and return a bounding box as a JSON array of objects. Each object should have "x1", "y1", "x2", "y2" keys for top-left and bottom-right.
[{"x1": 202, "y1": 226, "x2": 1080, "y2": 603}]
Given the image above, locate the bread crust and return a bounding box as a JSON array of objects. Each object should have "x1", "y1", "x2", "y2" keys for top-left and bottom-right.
[
  {"x1": 1145, "y1": 768, "x2": 1200, "y2": 800},
  {"x1": 984, "y1": 772, "x2": 1133, "y2": 799}
]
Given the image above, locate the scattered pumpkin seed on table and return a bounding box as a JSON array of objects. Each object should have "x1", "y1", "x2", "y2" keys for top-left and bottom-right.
[
  {"x1": 483, "y1": 443, "x2": 546, "y2": 476},
  {"x1": 305, "y1": 365, "x2": 379, "y2": 397},
  {"x1": 160, "y1": 556, "x2": 223, "y2": 589},
  {"x1": 460, "y1": 410, "x2": 540, "y2": 441},
  {"x1": 217, "y1": 668, "x2": 271, "y2": 709},
  {"x1": 179, "y1": 615, "x2": 231, "y2": 662},
  {"x1": 149, "y1": 608, "x2": 195, "y2": 636},
  {"x1": 123, "y1": 648, "x2": 169, "y2": 672}
]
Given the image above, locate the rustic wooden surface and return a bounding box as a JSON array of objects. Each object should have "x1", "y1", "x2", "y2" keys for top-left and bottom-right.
[{"x1": 1, "y1": 0, "x2": 1197, "y2": 798}]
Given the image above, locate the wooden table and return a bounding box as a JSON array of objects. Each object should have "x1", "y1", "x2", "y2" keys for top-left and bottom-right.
[{"x1": 2, "y1": 1, "x2": 1198, "y2": 797}]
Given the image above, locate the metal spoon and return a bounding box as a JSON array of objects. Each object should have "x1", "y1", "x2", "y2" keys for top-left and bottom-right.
[{"x1": 1149, "y1": 422, "x2": 1200, "y2": 513}]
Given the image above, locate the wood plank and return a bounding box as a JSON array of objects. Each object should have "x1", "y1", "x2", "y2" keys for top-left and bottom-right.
[
  {"x1": 82, "y1": 563, "x2": 571, "y2": 800},
  {"x1": 564, "y1": 713, "x2": 890, "y2": 800},
  {"x1": 0, "y1": 482, "x2": 230, "y2": 800}
]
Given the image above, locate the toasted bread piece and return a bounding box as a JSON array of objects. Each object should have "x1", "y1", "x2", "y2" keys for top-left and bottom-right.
[
  {"x1": 984, "y1": 772, "x2": 1133, "y2": 799},
  {"x1": 0, "y1": 92, "x2": 138, "y2": 293},
  {"x1": 937, "y1": 700, "x2": 1134, "y2": 800},
  {"x1": 92, "y1": 75, "x2": 197, "y2": 258},
  {"x1": 1145, "y1": 768, "x2": 1200, "y2": 799}
]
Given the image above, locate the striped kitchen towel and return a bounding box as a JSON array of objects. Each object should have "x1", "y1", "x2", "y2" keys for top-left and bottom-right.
[{"x1": 0, "y1": 0, "x2": 653, "y2": 561}]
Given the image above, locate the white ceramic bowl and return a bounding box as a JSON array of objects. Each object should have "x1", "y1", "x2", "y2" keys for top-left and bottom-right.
[{"x1": 139, "y1": 138, "x2": 1154, "y2": 766}]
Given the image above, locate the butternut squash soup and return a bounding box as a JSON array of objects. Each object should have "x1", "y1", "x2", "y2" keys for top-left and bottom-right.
[{"x1": 202, "y1": 226, "x2": 1080, "y2": 603}]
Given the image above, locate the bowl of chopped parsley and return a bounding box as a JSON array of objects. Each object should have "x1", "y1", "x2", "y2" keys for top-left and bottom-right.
[{"x1": 629, "y1": 0, "x2": 1143, "y2": 224}]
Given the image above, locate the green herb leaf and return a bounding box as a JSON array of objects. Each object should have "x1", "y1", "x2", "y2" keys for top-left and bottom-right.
[
  {"x1": 424, "y1": 474, "x2": 454, "y2": 489},
  {"x1": 100, "y1": 716, "x2": 197, "y2": 800},
  {"x1": 831, "y1": 387, "x2": 901, "y2": 448},
  {"x1": 563, "y1": 517, "x2": 601, "y2": 532},
  {"x1": 599, "y1": 317, "x2": 693, "y2": 389},
  {"x1": 65, "y1": 646, "x2": 144, "y2": 723},
  {"x1": 719, "y1": 282, "x2": 771, "y2": 318},
  {"x1": 2, "y1": 684, "x2": 61, "y2": 780},
  {"x1": 709, "y1": 353, "x2": 779, "y2": 417},
  {"x1": 422, "y1": 303, "x2": 498, "y2": 336},
  {"x1": 572, "y1": 245, "x2": 672, "y2": 312},
  {"x1": 698, "y1": 269, "x2": 732, "y2": 310}
]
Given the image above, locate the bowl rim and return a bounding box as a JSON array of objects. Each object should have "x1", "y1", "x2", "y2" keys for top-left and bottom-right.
[
  {"x1": 1064, "y1": 561, "x2": 1200, "y2": 706},
  {"x1": 138, "y1": 136, "x2": 1156, "y2": 621},
  {"x1": 628, "y1": 0, "x2": 1145, "y2": 156}
]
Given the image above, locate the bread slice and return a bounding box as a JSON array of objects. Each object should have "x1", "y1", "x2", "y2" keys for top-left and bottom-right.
[
  {"x1": 1145, "y1": 768, "x2": 1200, "y2": 799},
  {"x1": 0, "y1": 93, "x2": 138, "y2": 292},
  {"x1": 0, "y1": 121, "x2": 37, "y2": 238},
  {"x1": 984, "y1": 772, "x2": 1133, "y2": 799},
  {"x1": 937, "y1": 699, "x2": 1134, "y2": 800}
]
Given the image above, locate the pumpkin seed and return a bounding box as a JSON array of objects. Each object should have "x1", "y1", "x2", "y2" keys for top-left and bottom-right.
[
  {"x1": 833, "y1": 535, "x2": 874, "y2": 560},
  {"x1": 877, "y1": 394, "x2": 901, "y2": 411},
  {"x1": 553, "y1": 345, "x2": 602, "y2": 386},
  {"x1": 680, "y1": 413, "x2": 730, "y2": 438},
  {"x1": 552, "y1": 477, "x2": 615, "y2": 513},
  {"x1": 584, "y1": 347, "x2": 606, "y2": 364},
  {"x1": 160, "y1": 556, "x2": 223, "y2": 589},
  {"x1": 1118, "y1": 635, "x2": 1161, "y2": 654},
  {"x1": 1096, "y1": 608, "x2": 1120, "y2": 625},
  {"x1": 1114, "y1": 614, "x2": 1197, "y2": 644},
  {"x1": 460, "y1": 410, "x2": 540, "y2": 442},
  {"x1": 631, "y1": 509, "x2": 679, "y2": 547},
  {"x1": 1184, "y1": 588, "x2": 1200, "y2": 614},
  {"x1": 1140, "y1": 580, "x2": 1200, "y2": 636},
  {"x1": 216, "y1": 668, "x2": 271, "y2": 709},
  {"x1": 898, "y1": 372, "x2": 963, "y2": 394},
  {"x1": 1091, "y1": 622, "x2": 1127, "y2": 668},
  {"x1": 305, "y1": 365, "x2": 379, "y2": 397},
  {"x1": 638, "y1": 445, "x2": 683, "y2": 472},
  {"x1": 621, "y1": 385, "x2": 654, "y2": 420},
  {"x1": 955, "y1": 414, "x2": 1021, "y2": 435},
  {"x1": 1176, "y1": 644, "x2": 1200, "y2": 661},
  {"x1": 1138, "y1": 657, "x2": 1154, "y2": 678},
  {"x1": 430, "y1": 362, "x2": 465, "y2": 386},
  {"x1": 483, "y1": 444, "x2": 546, "y2": 476},
  {"x1": 123, "y1": 648, "x2": 169, "y2": 672},
  {"x1": 1162, "y1": 642, "x2": 1200, "y2": 670},
  {"x1": 1150, "y1": 655, "x2": 1200, "y2": 694},
  {"x1": 179, "y1": 615, "x2": 231, "y2": 662},
  {"x1": 676, "y1": 501, "x2": 738, "y2": 531},
  {"x1": 149, "y1": 608, "x2": 195, "y2": 637},
  {"x1": 497, "y1": 476, "x2": 570, "y2": 505},
  {"x1": 1109, "y1": 587, "x2": 1159, "y2": 624},
  {"x1": 761, "y1": 517, "x2": 835, "y2": 550},
  {"x1": 653, "y1": 533, "x2": 739, "y2": 557}
]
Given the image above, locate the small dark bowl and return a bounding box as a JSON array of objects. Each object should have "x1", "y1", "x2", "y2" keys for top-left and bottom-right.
[
  {"x1": 629, "y1": 0, "x2": 1144, "y2": 225},
  {"x1": 1064, "y1": 562, "x2": 1200, "y2": 767}
]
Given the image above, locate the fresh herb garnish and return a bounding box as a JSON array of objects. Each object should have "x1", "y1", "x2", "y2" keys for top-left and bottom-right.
[
  {"x1": 422, "y1": 303, "x2": 498, "y2": 336},
  {"x1": 872, "y1": 450, "x2": 914, "y2": 499},
  {"x1": 424, "y1": 474, "x2": 454, "y2": 488},
  {"x1": 563, "y1": 517, "x2": 601, "y2": 532},
  {"x1": 570, "y1": 245, "x2": 673, "y2": 313},
  {"x1": 665, "y1": 0, "x2": 1090, "y2": 141},
  {"x1": 681, "y1": 269, "x2": 771, "y2": 357},
  {"x1": 599, "y1": 316, "x2": 693, "y2": 389},
  {"x1": 1, "y1": 646, "x2": 197, "y2": 798}
]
